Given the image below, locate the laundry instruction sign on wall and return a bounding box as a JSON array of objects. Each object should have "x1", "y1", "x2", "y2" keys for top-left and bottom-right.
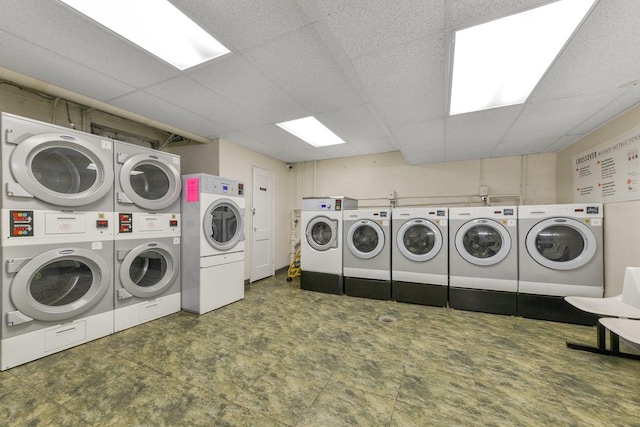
[{"x1": 573, "y1": 125, "x2": 640, "y2": 203}]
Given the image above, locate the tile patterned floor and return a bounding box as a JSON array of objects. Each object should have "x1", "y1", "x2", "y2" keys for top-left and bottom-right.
[{"x1": 2, "y1": 273, "x2": 640, "y2": 426}]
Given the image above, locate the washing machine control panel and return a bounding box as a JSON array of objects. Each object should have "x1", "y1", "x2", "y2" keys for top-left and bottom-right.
[
  {"x1": 9, "y1": 210, "x2": 34, "y2": 237},
  {"x1": 119, "y1": 213, "x2": 133, "y2": 233}
]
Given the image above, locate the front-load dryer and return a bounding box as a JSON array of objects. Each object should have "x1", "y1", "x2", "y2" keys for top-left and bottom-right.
[
  {"x1": 114, "y1": 140, "x2": 181, "y2": 215},
  {"x1": 301, "y1": 197, "x2": 357, "y2": 295},
  {"x1": 392, "y1": 207, "x2": 448, "y2": 307},
  {"x1": 181, "y1": 174, "x2": 245, "y2": 314},
  {"x1": 114, "y1": 213, "x2": 181, "y2": 332},
  {"x1": 449, "y1": 206, "x2": 518, "y2": 315},
  {"x1": 1, "y1": 112, "x2": 114, "y2": 213},
  {"x1": 1, "y1": 212, "x2": 114, "y2": 370},
  {"x1": 343, "y1": 209, "x2": 391, "y2": 300},
  {"x1": 518, "y1": 203, "x2": 604, "y2": 325}
]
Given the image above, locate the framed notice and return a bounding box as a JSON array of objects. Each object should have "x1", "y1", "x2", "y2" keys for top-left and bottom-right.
[{"x1": 573, "y1": 125, "x2": 640, "y2": 203}]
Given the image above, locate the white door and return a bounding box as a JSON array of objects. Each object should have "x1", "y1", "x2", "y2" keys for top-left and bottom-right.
[{"x1": 251, "y1": 167, "x2": 274, "y2": 282}]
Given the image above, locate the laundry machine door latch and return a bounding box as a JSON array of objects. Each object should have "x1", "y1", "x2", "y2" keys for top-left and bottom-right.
[
  {"x1": 7, "y1": 310, "x2": 33, "y2": 326},
  {"x1": 117, "y1": 289, "x2": 133, "y2": 300}
]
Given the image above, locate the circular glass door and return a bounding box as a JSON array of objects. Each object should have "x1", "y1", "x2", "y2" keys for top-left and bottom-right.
[
  {"x1": 10, "y1": 248, "x2": 110, "y2": 322},
  {"x1": 10, "y1": 133, "x2": 113, "y2": 207},
  {"x1": 305, "y1": 216, "x2": 338, "y2": 251},
  {"x1": 204, "y1": 199, "x2": 245, "y2": 251},
  {"x1": 455, "y1": 219, "x2": 511, "y2": 266},
  {"x1": 347, "y1": 220, "x2": 385, "y2": 259},
  {"x1": 119, "y1": 153, "x2": 181, "y2": 211},
  {"x1": 397, "y1": 219, "x2": 442, "y2": 262},
  {"x1": 120, "y1": 242, "x2": 178, "y2": 298},
  {"x1": 526, "y1": 218, "x2": 596, "y2": 270}
]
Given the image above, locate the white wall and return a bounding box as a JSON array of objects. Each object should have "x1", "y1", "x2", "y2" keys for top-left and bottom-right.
[
  {"x1": 167, "y1": 140, "x2": 220, "y2": 176},
  {"x1": 293, "y1": 151, "x2": 556, "y2": 207},
  {"x1": 218, "y1": 139, "x2": 295, "y2": 280},
  {"x1": 557, "y1": 103, "x2": 640, "y2": 296}
]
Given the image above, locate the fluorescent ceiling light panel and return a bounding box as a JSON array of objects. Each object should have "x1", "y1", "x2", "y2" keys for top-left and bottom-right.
[
  {"x1": 59, "y1": 0, "x2": 230, "y2": 70},
  {"x1": 276, "y1": 117, "x2": 346, "y2": 148},
  {"x1": 449, "y1": 0, "x2": 596, "y2": 115}
]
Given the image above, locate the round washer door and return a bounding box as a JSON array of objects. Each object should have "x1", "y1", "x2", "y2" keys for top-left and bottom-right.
[
  {"x1": 455, "y1": 218, "x2": 511, "y2": 266},
  {"x1": 10, "y1": 248, "x2": 110, "y2": 322},
  {"x1": 119, "y1": 153, "x2": 181, "y2": 211},
  {"x1": 397, "y1": 219, "x2": 443, "y2": 262},
  {"x1": 203, "y1": 198, "x2": 245, "y2": 251},
  {"x1": 305, "y1": 216, "x2": 338, "y2": 251},
  {"x1": 347, "y1": 220, "x2": 385, "y2": 259},
  {"x1": 526, "y1": 217, "x2": 597, "y2": 270},
  {"x1": 10, "y1": 133, "x2": 113, "y2": 207},
  {"x1": 120, "y1": 242, "x2": 178, "y2": 298}
]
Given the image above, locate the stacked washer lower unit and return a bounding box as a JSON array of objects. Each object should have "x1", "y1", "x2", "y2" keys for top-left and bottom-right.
[
  {"x1": 113, "y1": 141, "x2": 182, "y2": 332},
  {"x1": 1, "y1": 113, "x2": 115, "y2": 370},
  {"x1": 181, "y1": 173, "x2": 245, "y2": 314}
]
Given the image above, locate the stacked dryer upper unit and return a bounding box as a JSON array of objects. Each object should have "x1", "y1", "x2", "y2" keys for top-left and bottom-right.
[
  {"x1": 181, "y1": 173, "x2": 245, "y2": 314},
  {"x1": 449, "y1": 206, "x2": 518, "y2": 315},
  {"x1": 343, "y1": 208, "x2": 392, "y2": 300},
  {"x1": 518, "y1": 203, "x2": 604, "y2": 325},
  {"x1": 301, "y1": 197, "x2": 357, "y2": 294},
  {"x1": 1, "y1": 113, "x2": 115, "y2": 370},
  {"x1": 113, "y1": 140, "x2": 181, "y2": 331},
  {"x1": 392, "y1": 207, "x2": 448, "y2": 306}
]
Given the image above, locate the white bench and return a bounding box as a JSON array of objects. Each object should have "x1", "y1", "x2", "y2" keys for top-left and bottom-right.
[
  {"x1": 600, "y1": 318, "x2": 640, "y2": 356},
  {"x1": 564, "y1": 267, "x2": 640, "y2": 360}
]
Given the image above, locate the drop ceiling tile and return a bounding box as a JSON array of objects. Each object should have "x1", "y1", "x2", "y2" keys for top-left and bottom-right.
[
  {"x1": 144, "y1": 76, "x2": 261, "y2": 130},
  {"x1": 492, "y1": 137, "x2": 556, "y2": 157},
  {"x1": 318, "y1": 143, "x2": 361, "y2": 159},
  {"x1": 111, "y1": 91, "x2": 228, "y2": 137},
  {"x1": 188, "y1": 56, "x2": 308, "y2": 124},
  {"x1": 351, "y1": 137, "x2": 398, "y2": 155},
  {"x1": 1, "y1": 0, "x2": 178, "y2": 88},
  {"x1": 316, "y1": 0, "x2": 444, "y2": 58},
  {"x1": 218, "y1": 131, "x2": 282, "y2": 156},
  {"x1": 447, "y1": 0, "x2": 550, "y2": 28},
  {"x1": 401, "y1": 149, "x2": 446, "y2": 165},
  {"x1": 315, "y1": 104, "x2": 389, "y2": 143},
  {"x1": 279, "y1": 148, "x2": 327, "y2": 162},
  {"x1": 504, "y1": 91, "x2": 622, "y2": 141},
  {"x1": 0, "y1": 29, "x2": 134, "y2": 101},
  {"x1": 445, "y1": 145, "x2": 495, "y2": 162},
  {"x1": 532, "y1": 0, "x2": 640, "y2": 101},
  {"x1": 546, "y1": 134, "x2": 584, "y2": 153},
  {"x1": 572, "y1": 87, "x2": 640, "y2": 135},
  {"x1": 390, "y1": 119, "x2": 445, "y2": 153},
  {"x1": 269, "y1": 151, "x2": 308, "y2": 163},
  {"x1": 241, "y1": 125, "x2": 314, "y2": 152},
  {"x1": 243, "y1": 25, "x2": 364, "y2": 113},
  {"x1": 352, "y1": 35, "x2": 446, "y2": 127},
  {"x1": 446, "y1": 105, "x2": 522, "y2": 147},
  {"x1": 171, "y1": 0, "x2": 311, "y2": 51}
]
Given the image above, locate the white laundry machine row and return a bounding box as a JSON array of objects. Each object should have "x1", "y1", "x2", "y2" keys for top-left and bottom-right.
[
  {"x1": 343, "y1": 208, "x2": 392, "y2": 300},
  {"x1": 391, "y1": 207, "x2": 448, "y2": 307},
  {"x1": 1, "y1": 112, "x2": 114, "y2": 213},
  {"x1": 114, "y1": 213, "x2": 181, "y2": 332},
  {"x1": 181, "y1": 174, "x2": 245, "y2": 314},
  {"x1": 518, "y1": 203, "x2": 604, "y2": 325},
  {"x1": 301, "y1": 197, "x2": 357, "y2": 295},
  {"x1": 0, "y1": 211, "x2": 115, "y2": 370},
  {"x1": 114, "y1": 140, "x2": 181, "y2": 215},
  {"x1": 449, "y1": 206, "x2": 518, "y2": 315}
]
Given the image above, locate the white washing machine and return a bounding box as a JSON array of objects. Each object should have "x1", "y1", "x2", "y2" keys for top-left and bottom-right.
[
  {"x1": 343, "y1": 209, "x2": 392, "y2": 300},
  {"x1": 114, "y1": 140, "x2": 181, "y2": 215},
  {"x1": 1, "y1": 210, "x2": 114, "y2": 370},
  {"x1": 301, "y1": 197, "x2": 357, "y2": 295},
  {"x1": 392, "y1": 207, "x2": 448, "y2": 306},
  {"x1": 449, "y1": 206, "x2": 518, "y2": 315},
  {"x1": 114, "y1": 213, "x2": 181, "y2": 332},
  {"x1": 518, "y1": 203, "x2": 604, "y2": 325},
  {"x1": 1, "y1": 112, "x2": 114, "y2": 213},
  {"x1": 181, "y1": 173, "x2": 245, "y2": 314}
]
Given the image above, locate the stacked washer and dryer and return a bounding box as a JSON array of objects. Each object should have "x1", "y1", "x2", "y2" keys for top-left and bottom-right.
[
  {"x1": 181, "y1": 173, "x2": 246, "y2": 314},
  {"x1": 113, "y1": 142, "x2": 182, "y2": 332},
  {"x1": 518, "y1": 203, "x2": 604, "y2": 325},
  {"x1": 0, "y1": 113, "x2": 115, "y2": 370}
]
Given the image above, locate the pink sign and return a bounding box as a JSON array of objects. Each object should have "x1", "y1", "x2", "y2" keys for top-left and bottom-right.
[{"x1": 185, "y1": 178, "x2": 199, "y2": 202}]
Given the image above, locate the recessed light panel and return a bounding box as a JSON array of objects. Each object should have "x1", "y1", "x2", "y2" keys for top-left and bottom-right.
[
  {"x1": 450, "y1": 0, "x2": 596, "y2": 115},
  {"x1": 276, "y1": 117, "x2": 346, "y2": 148},
  {"x1": 59, "y1": 0, "x2": 230, "y2": 70}
]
